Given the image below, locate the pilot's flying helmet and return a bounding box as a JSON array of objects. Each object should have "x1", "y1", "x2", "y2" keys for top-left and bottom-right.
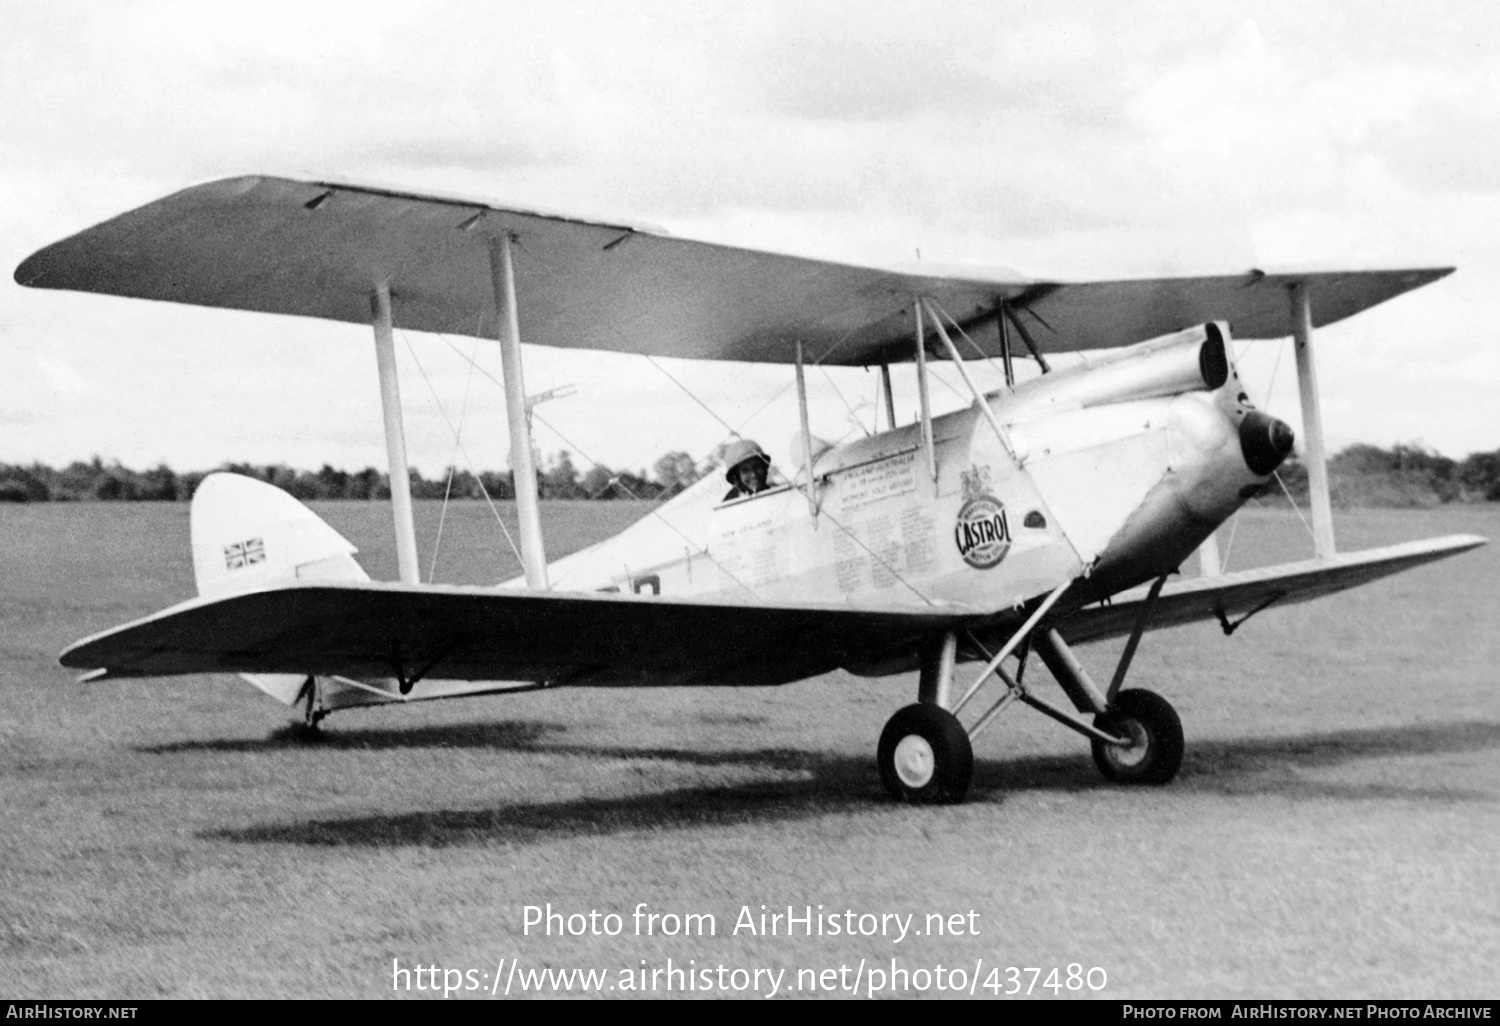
[{"x1": 722, "y1": 438, "x2": 770, "y2": 482}]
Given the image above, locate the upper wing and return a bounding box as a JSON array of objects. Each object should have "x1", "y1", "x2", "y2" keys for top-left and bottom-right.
[
  {"x1": 16, "y1": 174, "x2": 1452, "y2": 366},
  {"x1": 59, "y1": 581, "x2": 976, "y2": 687},
  {"x1": 1052, "y1": 535, "x2": 1487, "y2": 646}
]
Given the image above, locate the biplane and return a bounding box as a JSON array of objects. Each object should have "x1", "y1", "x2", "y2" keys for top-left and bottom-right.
[{"x1": 16, "y1": 175, "x2": 1486, "y2": 802}]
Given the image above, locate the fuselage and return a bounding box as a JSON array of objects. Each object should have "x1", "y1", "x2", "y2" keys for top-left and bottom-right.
[{"x1": 543, "y1": 322, "x2": 1292, "y2": 633}]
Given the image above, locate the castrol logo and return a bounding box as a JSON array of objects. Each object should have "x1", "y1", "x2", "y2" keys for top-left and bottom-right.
[{"x1": 954, "y1": 495, "x2": 1011, "y2": 569}]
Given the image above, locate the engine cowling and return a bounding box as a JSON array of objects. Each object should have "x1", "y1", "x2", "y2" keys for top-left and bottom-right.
[{"x1": 993, "y1": 321, "x2": 1293, "y2": 600}]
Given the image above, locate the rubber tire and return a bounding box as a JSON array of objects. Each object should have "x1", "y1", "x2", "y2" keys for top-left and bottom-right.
[
  {"x1": 878, "y1": 704, "x2": 974, "y2": 804},
  {"x1": 1091, "y1": 689, "x2": 1184, "y2": 785}
]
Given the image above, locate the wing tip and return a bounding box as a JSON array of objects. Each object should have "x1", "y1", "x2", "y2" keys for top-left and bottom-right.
[
  {"x1": 1437, "y1": 533, "x2": 1488, "y2": 553},
  {"x1": 58, "y1": 642, "x2": 95, "y2": 672},
  {"x1": 13, "y1": 253, "x2": 42, "y2": 288}
]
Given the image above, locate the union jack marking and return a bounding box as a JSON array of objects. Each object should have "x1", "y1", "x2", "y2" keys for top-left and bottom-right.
[{"x1": 224, "y1": 537, "x2": 266, "y2": 570}]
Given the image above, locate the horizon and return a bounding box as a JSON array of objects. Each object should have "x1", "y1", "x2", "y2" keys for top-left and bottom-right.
[{"x1": 7, "y1": 433, "x2": 1500, "y2": 480}]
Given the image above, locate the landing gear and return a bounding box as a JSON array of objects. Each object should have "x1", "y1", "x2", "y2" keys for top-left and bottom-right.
[
  {"x1": 878, "y1": 704, "x2": 973, "y2": 803},
  {"x1": 298, "y1": 676, "x2": 328, "y2": 734},
  {"x1": 1091, "y1": 689, "x2": 1183, "y2": 784},
  {"x1": 877, "y1": 575, "x2": 1188, "y2": 802}
]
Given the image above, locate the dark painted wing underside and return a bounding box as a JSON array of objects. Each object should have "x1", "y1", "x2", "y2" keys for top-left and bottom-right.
[{"x1": 59, "y1": 582, "x2": 973, "y2": 687}]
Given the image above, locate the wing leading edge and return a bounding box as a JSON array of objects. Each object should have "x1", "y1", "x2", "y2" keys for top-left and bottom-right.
[{"x1": 16, "y1": 175, "x2": 1452, "y2": 365}]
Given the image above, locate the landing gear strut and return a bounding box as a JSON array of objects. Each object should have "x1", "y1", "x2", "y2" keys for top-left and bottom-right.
[
  {"x1": 877, "y1": 575, "x2": 1184, "y2": 803},
  {"x1": 298, "y1": 675, "x2": 328, "y2": 733},
  {"x1": 877, "y1": 632, "x2": 972, "y2": 803}
]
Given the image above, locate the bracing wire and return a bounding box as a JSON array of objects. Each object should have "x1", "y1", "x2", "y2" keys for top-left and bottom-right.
[
  {"x1": 1274, "y1": 469, "x2": 1316, "y2": 539},
  {"x1": 526, "y1": 400, "x2": 937, "y2": 607},
  {"x1": 528, "y1": 407, "x2": 764, "y2": 600},
  {"x1": 434, "y1": 238, "x2": 945, "y2": 606},
  {"x1": 929, "y1": 299, "x2": 1009, "y2": 386},
  {"x1": 722, "y1": 318, "x2": 877, "y2": 441},
  {"x1": 545, "y1": 362, "x2": 936, "y2": 604},
  {"x1": 1264, "y1": 337, "x2": 1286, "y2": 411},
  {"x1": 427, "y1": 336, "x2": 481, "y2": 583},
  {"x1": 802, "y1": 500, "x2": 940, "y2": 608},
  {"x1": 644, "y1": 356, "x2": 743, "y2": 439},
  {"x1": 1220, "y1": 510, "x2": 1240, "y2": 572},
  {"x1": 620, "y1": 353, "x2": 941, "y2": 607},
  {"x1": 400, "y1": 291, "x2": 762, "y2": 595},
  {"x1": 925, "y1": 363, "x2": 975, "y2": 404},
  {"x1": 398, "y1": 330, "x2": 526, "y2": 571},
  {"x1": 1260, "y1": 337, "x2": 1319, "y2": 549},
  {"x1": 818, "y1": 365, "x2": 869, "y2": 437}
]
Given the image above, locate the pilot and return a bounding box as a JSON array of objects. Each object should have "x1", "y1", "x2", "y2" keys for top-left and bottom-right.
[{"x1": 722, "y1": 439, "x2": 772, "y2": 501}]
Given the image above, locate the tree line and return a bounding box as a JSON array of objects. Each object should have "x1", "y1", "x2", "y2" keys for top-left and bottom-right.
[
  {"x1": 2, "y1": 443, "x2": 1498, "y2": 506},
  {"x1": 1261, "y1": 443, "x2": 1500, "y2": 507},
  {"x1": 0, "y1": 450, "x2": 704, "y2": 503}
]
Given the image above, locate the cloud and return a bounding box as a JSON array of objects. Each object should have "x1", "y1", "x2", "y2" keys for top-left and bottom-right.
[
  {"x1": 3, "y1": 0, "x2": 1499, "y2": 468},
  {"x1": 36, "y1": 357, "x2": 93, "y2": 395},
  {"x1": 1373, "y1": 101, "x2": 1500, "y2": 194}
]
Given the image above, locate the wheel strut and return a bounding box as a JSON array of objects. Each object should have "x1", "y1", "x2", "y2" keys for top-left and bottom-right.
[
  {"x1": 879, "y1": 631, "x2": 970, "y2": 803},
  {"x1": 916, "y1": 631, "x2": 957, "y2": 709},
  {"x1": 299, "y1": 675, "x2": 328, "y2": 731},
  {"x1": 1030, "y1": 608, "x2": 1184, "y2": 785},
  {"x1": 1107, "y1": 573, "x2": 1168, "y2": 703}
]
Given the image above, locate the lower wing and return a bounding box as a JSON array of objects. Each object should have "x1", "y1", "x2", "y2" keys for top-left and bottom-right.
[
  {"x1": 1054, "y1": 534, "x2": 1486, "y2": 645},
  {"x1": 60, "y1": 584, "x2": 975, "y2": 688},
  {"x1": 60, "y1": 535, "x2": 1484, "y2": 687}
]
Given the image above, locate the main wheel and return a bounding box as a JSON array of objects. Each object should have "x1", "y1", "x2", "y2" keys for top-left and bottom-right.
[
  {"x1": 878, "y1": 704, "x2": 974, "y2": 803},
  {"x1": 1091, "y1": 689, "x2": 1184, "y2": 784}
]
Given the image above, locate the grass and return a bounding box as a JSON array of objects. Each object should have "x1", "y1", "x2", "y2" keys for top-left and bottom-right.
[{"x1": 1, "y1": 501, "x2": 1496, "y2": 999}]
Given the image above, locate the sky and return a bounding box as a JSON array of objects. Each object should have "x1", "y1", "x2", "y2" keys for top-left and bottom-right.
[{"x1": 3, "y1": 0, "x2": 1498, "y2": 482}]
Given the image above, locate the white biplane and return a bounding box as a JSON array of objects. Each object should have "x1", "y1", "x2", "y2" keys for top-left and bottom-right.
[{"x1": 17, "y1": 175, "x2": 1486, "y2": 802}]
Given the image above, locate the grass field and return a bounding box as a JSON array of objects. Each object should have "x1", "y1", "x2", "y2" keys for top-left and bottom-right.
[{"x1": 1, "y1": 500, "x2": 1496, "y2": 999}]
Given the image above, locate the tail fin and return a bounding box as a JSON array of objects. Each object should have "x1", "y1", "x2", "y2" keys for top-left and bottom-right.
[
  {"x1": 192, "y1": 472, "x2": 368, "y2": 597},
  {"x1": 191, "y1": 472, "x2": 369, "y2": 705}
]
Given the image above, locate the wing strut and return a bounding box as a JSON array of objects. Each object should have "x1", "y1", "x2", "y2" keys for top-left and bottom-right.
[
  {"x1": 371, "y1": 283, "x2": 421, "y2": 584},
  {"x1": 1004, "y1": 304, "x2": 1051, "y2": 373},
  {"x1": 995, "y1": 300, "x2": 1016, "y2": 388},
  {"x1": 489, "y1": 233, "x2": 549, "y2": 588},
  {"x1": 1291, "y1": 282, "x2": 1336, "y2": 557},
  {"x1": 913, "y1": 302, "x2": 936, "y2": 483},
  {"x1": 1197, "y1": 530, "x2": 1222, "y2": 577},
  {"x1": 794, "y1": 341, "x2": 818, "y2": 516},
  {"x1": 921, "y1": 300, "x2": 1019, "y2": 464},
  {"x1": 879, "y1": 363, "x2": 896, "y2": 430}
]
